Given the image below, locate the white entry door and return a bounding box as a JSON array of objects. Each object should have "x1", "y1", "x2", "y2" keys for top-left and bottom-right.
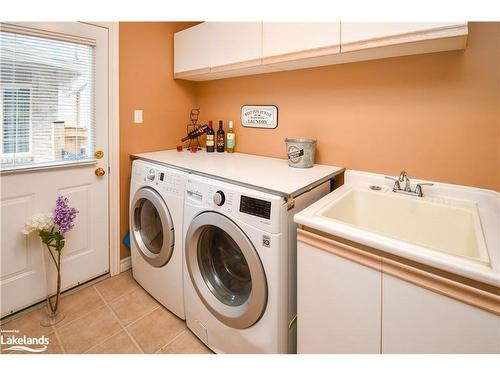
[{"x1": 0, "y1": 22, "x2": 109, "y2": 317}]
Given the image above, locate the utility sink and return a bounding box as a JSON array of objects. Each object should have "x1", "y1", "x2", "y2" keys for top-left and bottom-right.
[{"x1": 315, "y1": 188, "x2": 490, "y2": 265}]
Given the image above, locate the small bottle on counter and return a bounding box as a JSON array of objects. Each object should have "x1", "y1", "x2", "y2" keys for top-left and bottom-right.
[
  {"x1": 226, "y1": 120, "x2": 235, "y2": 153},
  {"x1": 206, "y1": 120, "x2": 215, "y2": 152},
  {"x1": 216, "y1": 120, "x2": 225, "y2": 152}
]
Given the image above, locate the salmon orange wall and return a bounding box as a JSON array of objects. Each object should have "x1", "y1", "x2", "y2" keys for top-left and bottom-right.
[
  {"x1": 195, "y1": 22, "x2": 500, "y2": 192},
  {"x1": 119, "y1": 22, "x2": 197, "y2": 259},
  {"x1": 119, "y1": 22, "x2": 499, "y2": 260}
]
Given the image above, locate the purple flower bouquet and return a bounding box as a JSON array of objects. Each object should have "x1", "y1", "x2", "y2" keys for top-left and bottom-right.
[{"x1": 23, "y1": 196, "x2": 78, "y2": 326}]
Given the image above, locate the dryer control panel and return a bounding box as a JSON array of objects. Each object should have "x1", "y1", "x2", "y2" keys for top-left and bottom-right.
[
  {"x1": 185, "y1": 175, "x2": 283, "y2": 234},
  {"x1": 239, "y1": 195, "x2": 271, "y2": 220}
]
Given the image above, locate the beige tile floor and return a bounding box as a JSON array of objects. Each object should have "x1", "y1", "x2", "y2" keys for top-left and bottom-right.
[{"x1": 0, "y1": 270, "x2": 212, "y2": 354}]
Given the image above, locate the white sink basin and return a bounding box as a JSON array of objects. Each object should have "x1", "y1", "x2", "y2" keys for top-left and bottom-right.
[
  {"x1": 316, "y1": 188, "x2": 490, "y2": 265},
  {"x1": 294, "y1": 170, "x2": 500, "y2": 287}
]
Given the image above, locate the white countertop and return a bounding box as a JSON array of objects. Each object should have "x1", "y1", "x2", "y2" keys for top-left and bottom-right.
[
  {"x1": 132, "y1": 149, "x2": 344, "y2": 198},
  {"x1": 294, "y1": 170, "x2": 500, "y2": 287}
]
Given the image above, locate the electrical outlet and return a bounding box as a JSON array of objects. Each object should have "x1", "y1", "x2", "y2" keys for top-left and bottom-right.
[{"x1": 134, "y1": 110, "x2": 143, "y2": 124}]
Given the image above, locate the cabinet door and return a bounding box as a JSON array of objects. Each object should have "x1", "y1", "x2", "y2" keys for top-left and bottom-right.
[
  {"x1": 174, "y1": 22, "x2": 211, "y2": 74},
  {"x1": 210, "y1": 22, "x2": 262, "y2": 68},
  {"x1": 297, "y1": 241, "x2": 382, "y2": 353},
  {"x1": 382, "y1": 274, "x2": 500, "y2": 354},
  {"x1": 341, "y1": 22, "x2": 466, "y2": 49},
  {"x1": 262, "y1": 22, "x2": 340, "y2": 58}
]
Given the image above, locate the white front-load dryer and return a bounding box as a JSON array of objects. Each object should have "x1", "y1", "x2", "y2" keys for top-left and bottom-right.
[
  {"x1": 130, "y1": 160, "x2": 188, "y2": 319},
  {"x1": 182, "y1": 174, "x2": 330, "y2": 353}
]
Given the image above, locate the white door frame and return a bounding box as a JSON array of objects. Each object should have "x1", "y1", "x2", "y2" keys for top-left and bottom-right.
[{"x1": 81, "y1": 22, "x2": 121, "y2": 276}]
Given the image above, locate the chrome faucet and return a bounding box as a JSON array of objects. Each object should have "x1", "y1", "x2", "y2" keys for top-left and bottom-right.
[
  {"x1": 398, "y1": 170, "x2": 412, "y2": 192},
  {"x1": 385, "y1": 171, "x2": 434, "y2": 197}
]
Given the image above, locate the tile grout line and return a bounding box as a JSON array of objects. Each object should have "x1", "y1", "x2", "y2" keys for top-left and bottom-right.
[
  {"x1": 51, "y1": 286, "x2": 114, "y2": 331},
  {"x1": 51, "y1": 326, "x2": 66, "y2": 354},
  {"x1": 154, "y1": 328, "x2": 188, "y2": 354},
  {"x1": 55, "y1": 288, "x2": 122, "y2": 354},
  {"x1": 92, "y1": 285, "x2": 144, "y2": 354},
  {"x1": 54, "y1": 276, "x2": 141, "y2": 332},
  {"x1": 71, "y1": 285, "x2": 131, "y2": 354},
  {"x1": 123, "y1": 305, "x2": 162, "y2": 329},
  {"x1": 83, "y1": 327, "x2": 125, "y2": 354},
  {"x1": 53, "y1": 303, "x2": 105, "y2": 331},
  {"x1": 84, "y1": 301, "x2": 161, "y2": 354},
  {"x1": 56, "y1": 280, "x2": 155, "y2": 353},
  {"x1": 4, "y1": 273, "x2": 141, "y2": 355},
  {"x1": 98, "y1": 284, "x2": 142, "y2": 305}
]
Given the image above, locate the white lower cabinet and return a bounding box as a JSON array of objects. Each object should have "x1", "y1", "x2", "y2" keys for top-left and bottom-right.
[
  {"x1": 297, "y1": 242, "x2": 382, "y2": 353},
  {"x1": 297, "y1": 234, "x2": 500, "y2": 354},
  {"x1": 382, "y1": 274, "x2": 500, "y2": 354}
]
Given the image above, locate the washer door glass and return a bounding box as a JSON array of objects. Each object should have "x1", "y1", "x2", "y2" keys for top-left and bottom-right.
[
  {"x1": 185, "y1": 211, "x2": 267, "y2": 329},
  {"x1": 197, "y1": 226, "x2": 252, "y2": 306},
  {"x1": 131, "y1": 187, "x2": 174, "y2": 268},
  {"x1": 137, "y1": 199, "x2": 163, "y2": 254}
]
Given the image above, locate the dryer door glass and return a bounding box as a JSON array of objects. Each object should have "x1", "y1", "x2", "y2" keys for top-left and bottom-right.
[
  {"x1": 197, "y1": 226, "x2": 251, "y2": 306},
  {"x1": 185, "y1": 211, "x2": 267, "y2": 329},
  {"x1": 131, "y1": 187, "x2": 174, "y2": 268}
]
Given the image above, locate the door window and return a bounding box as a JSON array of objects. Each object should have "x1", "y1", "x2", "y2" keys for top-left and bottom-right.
[{"x1": 0, "y1": 29, "x2": 95, "y2": 170}]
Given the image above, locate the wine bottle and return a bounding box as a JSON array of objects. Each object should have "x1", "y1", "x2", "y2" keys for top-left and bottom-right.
[
  {"x1": 206, "y1": 120, "x2": 215, "y2": 152},
  {"x1": 181, "y1": 124, "x2": 209, "y2": 142},
  {"x1": 216, "y1": 120, "x2": 225, "y2": 152},
  {"x1": 226, "y1": 120, "x2": 235, "y2": 153}
]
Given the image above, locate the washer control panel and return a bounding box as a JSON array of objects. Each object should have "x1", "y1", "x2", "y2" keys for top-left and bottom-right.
[
  {"x1": 147, "y1": 169, "x2": 156, "y2": 181},
  {"x1": 133, "y1": 161, "x2": 186, "y2": 197}
]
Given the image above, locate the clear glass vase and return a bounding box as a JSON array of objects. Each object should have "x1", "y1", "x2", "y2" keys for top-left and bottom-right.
[
  {"x1": 40, "y1": 245, "x2": 65, "y2": 327},
  {"x1": 40, "y1": 306, "x2": 65, "y2": 327}
]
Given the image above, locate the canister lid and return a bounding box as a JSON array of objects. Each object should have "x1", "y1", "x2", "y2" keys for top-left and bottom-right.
[{"x1": 284, "y1": 138, "x2": 317, "y2": 144}]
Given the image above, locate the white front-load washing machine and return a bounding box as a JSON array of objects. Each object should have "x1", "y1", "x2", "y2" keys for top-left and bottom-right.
[
  {"x1": 183, "y1": 174, "x2": 329, "y2": 353},
  {"x1": 130, "y1": 160, "x2": 188, "y2": 319}
]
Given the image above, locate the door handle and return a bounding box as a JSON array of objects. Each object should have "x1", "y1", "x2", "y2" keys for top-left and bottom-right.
[{"x1": 95, "y1": 167, "x2": 106, "y2": 177}]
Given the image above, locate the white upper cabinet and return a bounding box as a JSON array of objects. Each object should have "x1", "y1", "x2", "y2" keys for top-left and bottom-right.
[
  {"x1": 174, "y1": 22, "x2": 468, "y2": 80},
  {"x1": 174, "y1": 22, "x2": 212, "y2": 74},
  {"x1": 210, "y1": 22, "x2": 262, "y2": 68},
  {"x1": 262, "y1": 22, "x2": 341, "y2": 58},
  {"x1": 341, "y1": 22, "x2": 468, "y2": 51}
]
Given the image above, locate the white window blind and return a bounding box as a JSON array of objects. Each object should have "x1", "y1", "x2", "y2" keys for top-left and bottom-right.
[{"x1": 0, "y1": 27, "x2": 95, "y2": 171}]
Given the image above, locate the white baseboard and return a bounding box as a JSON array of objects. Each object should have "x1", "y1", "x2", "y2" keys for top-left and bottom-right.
[{"x1": 120, "y1": 256, "x2": 132, "y2": 272}]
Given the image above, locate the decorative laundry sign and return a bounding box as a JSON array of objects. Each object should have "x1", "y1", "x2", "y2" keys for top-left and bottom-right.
[{"x1": 241, "y1": 105, "x2": 278, "y2": 129}]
